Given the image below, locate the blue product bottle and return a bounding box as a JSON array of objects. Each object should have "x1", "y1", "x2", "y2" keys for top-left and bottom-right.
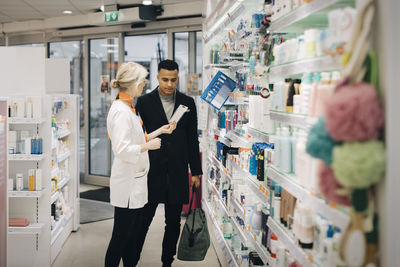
[
  {"x1": 38, "y1": 136, "x2": 43, "y2": 154},
  {"x1": 31, "y1": 137, "x2": 36, "y2": 154},
  {"x1": 274, "y1": 128, "x2": 281, "y2": 169}
]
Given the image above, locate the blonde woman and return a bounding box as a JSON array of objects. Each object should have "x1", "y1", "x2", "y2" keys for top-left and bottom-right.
[{"x1": 105, "y1": 62, "x2": 176, "y2": 267}]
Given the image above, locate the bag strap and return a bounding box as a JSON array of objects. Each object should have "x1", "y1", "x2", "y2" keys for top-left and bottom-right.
[{"x1": 188, "y1": 185, "x2": 196, "y2": 215}]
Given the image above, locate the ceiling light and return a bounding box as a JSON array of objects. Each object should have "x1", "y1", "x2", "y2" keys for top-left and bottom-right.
[
  {"x1": 142, "y1": 0, "x2": 152, "y2": 5},
  {"x1": 63, "y1": 10, "x2": 73, "y2": 14},
  {"x1": 100, "y1": 5, "x2": 105, "y2": 12}
]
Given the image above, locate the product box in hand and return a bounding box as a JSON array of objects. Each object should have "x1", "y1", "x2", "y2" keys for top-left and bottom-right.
[{"x1": 201, "y1": 71, "x2": 237, "y2": 110}]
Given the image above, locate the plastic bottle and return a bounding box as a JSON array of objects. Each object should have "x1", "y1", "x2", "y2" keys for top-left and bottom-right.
[
  {"x1": 309, "y1": 72, "x2": 321, "y2": 117},
  {"x1": 300, "y1": 73, "x2": 312, "y2": 115},
  {"x1": 274, "y1": 128, "x2": 282, "y2": 169},
  {"x1": 280, "y1": 127, "x2": 292, "y2": 173},
  {"x1": 315, "y1": 72, "x2": 331, "y2": 116},
  {"x1": 323, "y1": 225, "x2": 334, "y2": 266},
  {"x1": 291, "y1": 129, "x2": 297, "y2": 175}
]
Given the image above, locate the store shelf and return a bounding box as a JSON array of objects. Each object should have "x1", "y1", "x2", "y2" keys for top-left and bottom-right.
[
  {"x1": 57, "y1": 129, "x2": 71, "y2": 139},
  {"x1": 51, "y1": 191, "x2": 60, "y2": 204},
  {"x1": 208, "y1": 155, "x2": 233, "y2": 184},
  {"x1": 269, "y1": 56, "x2": 341, "y2": 83},
  {"x1": 207, "y1": 179, "x2": 229, "y2": 218},
  {"x1": 231, "y1": 218, "x2": 248, "y2": 244},
  {"x1": 267, "y1": 217, "x2": 314, "y2": 267},
  {"x1": 204, "y1": 2, "x2": 246, "y2": 43},
  {"x1": 58, "y1": 176, "x2": 70, "y2": 190},
  {"x1": 243, "y1": 227, "x2": 271, "y2": 266},
  {"x1": 8, "y1": 223, "x2": 45, "y2": 234},
  {"x1": 8, "y1": 153, "x2": 46, "y2": 161},
  {"x1": 226, "y1": 132, "x2": 252, "y2": 149},
  {"x1": 267, "y1": 166, "x2": 349, "y2": 230},
  {"x1": 51, "y1": 167, "x2": 59, "y2": 178},
  {"x1": 270, "y1": 111, "x2": 317, "y2": 129},
  {"x1": 231, "y1": 198, "x2": 245, "y2": 219},
  {"x1": 57, "y1": 150, "x2": 71, "y2": 163},
  {"x1": 268, "y1": 0, "x2": 354, "y2": 33},
  {"x1": 51, "y1": 210, "x2": 74, "y2": 245},
  {"x1": 7, "y1": 118, "x2": 46, "y2": 124},
  {"x1": 247, "y1": 127, "x2": 271, "y2": 143},
  {"x1": 225, "y1": 96, "x2": 249, "y2": 106},
  {"x1": 231, "y1": 160, "x2": 270, "y2": 204},
  {"x1": 203, "y1": 200, "x2": 239, "y2": 267},
  {"x1": 8, "y1": 189, "x2": 45, "y2": 198}
]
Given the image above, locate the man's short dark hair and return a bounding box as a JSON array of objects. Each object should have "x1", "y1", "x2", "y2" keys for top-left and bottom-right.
[{"x1": 158, "y1": 59, "x2": 179, "y2": 72}]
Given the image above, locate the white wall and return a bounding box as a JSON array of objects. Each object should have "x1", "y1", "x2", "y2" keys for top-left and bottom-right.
[
  {"x1": 0, "y1": 47, "x2": 45, "y2": 95},
  {"x1": 377, "y1": 0, "x2": 400, "y2": 266}
]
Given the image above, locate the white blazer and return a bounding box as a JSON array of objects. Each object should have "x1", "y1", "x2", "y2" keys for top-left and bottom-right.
[{"x1": 107, "y1": 100, "x2": 149, "y2": 209}]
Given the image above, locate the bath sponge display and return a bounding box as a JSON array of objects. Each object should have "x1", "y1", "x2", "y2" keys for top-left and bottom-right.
[
  {"x1": 318, "y1": 162, "x2": 351, "y2": 206},
  {"x1": 306, "y1": 117, "x2": 340, "y2": 165},
  {"x1": 325, "y1": 83, "x2": 384, "y2": 142},
  {"x1": 332, "y1": 141, "x2": 386, "y2": 188}
]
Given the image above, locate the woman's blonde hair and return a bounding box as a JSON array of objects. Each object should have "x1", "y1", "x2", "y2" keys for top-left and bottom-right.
[{"x1": 110, "y1": 62, "x2": 148, "y2": 92}]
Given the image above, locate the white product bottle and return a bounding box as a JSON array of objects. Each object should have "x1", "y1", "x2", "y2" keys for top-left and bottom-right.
[
  {"x1": 35, "y1": 169, "x2": 42, "y2": 191},
  {"x1": 16, "y1": 173, "x2": 23, "y2": 191},
  {"x1": 280, "y1": 127, "x2": 292, "y2": 173},
  {"x1": 291, "y1": 129, "x2": 297, "y2": 175},
  {"x1": 315, "y1": 72, "x2": 331, "y2": 116},
  {"x1": 26, "y1": 97, "x2": 33, "y2": 118},
  {"x1": 309, "y1": 73, "x2": 321, "y2": 117},
  {"x1": 300, "y1": 73, "x2": 312, "y2": 115},
  {"x1": 295, "y1": 131, "x2": 311, "y2": 188}
]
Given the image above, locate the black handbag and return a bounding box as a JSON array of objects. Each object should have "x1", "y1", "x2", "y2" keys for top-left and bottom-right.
[{"x1": 177, "y1": 186, "x2": 210, "y2": 261}]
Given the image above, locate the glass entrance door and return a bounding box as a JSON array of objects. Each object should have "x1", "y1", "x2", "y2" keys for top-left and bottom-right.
[{"x1": 87, "y1": 37, "x2": 118, "y2": 181}]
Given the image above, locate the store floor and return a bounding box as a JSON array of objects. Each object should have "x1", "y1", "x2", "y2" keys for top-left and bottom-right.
[{"x1": 52, "y1": 184, "x2": 221, "y2": 267}]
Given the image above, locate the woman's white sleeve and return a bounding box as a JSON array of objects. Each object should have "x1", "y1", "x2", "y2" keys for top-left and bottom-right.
[{"x1": 108, "y1": 110, "x2": 142, "y2": 164}]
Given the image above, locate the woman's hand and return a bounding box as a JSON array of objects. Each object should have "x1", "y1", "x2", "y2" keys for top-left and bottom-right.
[
  {"x1": 145, "y1": 138, "x2": 161, "y2": 151},
  {"x1": 159, "y1": 122, "x2": 177, "y2": 135}
]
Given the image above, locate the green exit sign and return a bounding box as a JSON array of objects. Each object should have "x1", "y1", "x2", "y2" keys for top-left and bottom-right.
[{"x1": 105, "y1": 11, "x2": 119, "y2": 22}]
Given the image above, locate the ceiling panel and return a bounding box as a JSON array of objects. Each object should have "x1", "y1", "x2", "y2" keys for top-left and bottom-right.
[{"x1": 0, "y1": 0, "x2": 202, "y2": 24}]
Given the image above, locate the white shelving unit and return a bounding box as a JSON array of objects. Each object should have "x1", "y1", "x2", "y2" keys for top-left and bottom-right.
[
  {"x1": 49, "y1": 94, "x2": 80, "y2": 264},
  {"x1": 269, "y1": 56, "x2": 341, "y2": 83},
  {"x1": 267, "y1": 166, "x2": 349, "y2": 230},
  {"x1": 1, "y1": 49, "x2": 77, "y2": 267},
  {"x1": 267, "y1": 217, "x2": 315, "y2": 267},
  {"x1": 201, "y1": 0, "x2": 361, "y2": 266},
  {"x1": 8, "y1": 223, "x2": 45, "y2": 235},
  {"x1": 8, "y1": 190, "x2": 45, "y2": 198},
  {"x1": 268, "y1": 0, "x2": 353, "y2": 33},
  {"x1": 270, "y1": 111, "x2": 314, "y2": 129},
  {"x1": 231, "y1": 160, "x2": 270, "y2": 204},
  {"x1": 0, "y1": 101, "x2": 7, "y2": 267},
  {"x1": 202, "y1": 200, "x2": 239, "y2": 267}
]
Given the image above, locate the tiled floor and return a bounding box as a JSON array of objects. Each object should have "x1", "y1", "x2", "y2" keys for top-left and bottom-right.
[{"x1": 51, "y1": 184, "x2": 221, "y2": 267}]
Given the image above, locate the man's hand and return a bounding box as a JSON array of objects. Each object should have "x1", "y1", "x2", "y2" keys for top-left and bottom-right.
[{"x1": 191, "y1": 175, "x2": 201, "y2": 188}]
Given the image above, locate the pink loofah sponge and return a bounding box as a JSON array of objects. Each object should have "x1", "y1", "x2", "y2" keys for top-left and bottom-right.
[
  {"x1": 325, "y1": 82, "x2": 384, "y2": 141},
  {"x1": 318, "y1": 162, "x2": 351, "y2": 206}
]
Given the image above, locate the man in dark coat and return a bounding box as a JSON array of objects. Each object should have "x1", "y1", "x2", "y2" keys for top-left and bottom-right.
[{"x1": 134, "y1": 59, "x2": 202, "y2": 266}]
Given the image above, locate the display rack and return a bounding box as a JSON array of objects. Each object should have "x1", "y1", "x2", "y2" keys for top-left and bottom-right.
[
  {"x1": 270, "y1": 110, "x2": 317, "y2": 129},
  {"x1": 267, "y1": 166, "x2": 349, "y2": 229},
  {"x1": 203, "y1": 200, "x2": 239, "y2": 267},
  {"x1": 201, "y1": 0, "x2": 357, "y2": 266},
  {"x1": 2, "y1": 49, "x2": 77, "y2": 267},
  {"x1": 268, "y1": 0, "x2": 354, "y2": 33},
  {"x1": 49, "y1": 94, "x2": 80, "y2": 264},
  {"x1": 269, "y1": 56, "x2": 341, "y2": 83}
]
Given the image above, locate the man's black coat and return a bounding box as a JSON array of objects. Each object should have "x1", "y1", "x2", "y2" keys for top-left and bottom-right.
[{"x1": 136, "y1": 88, "x2": 202, "y2": 204}]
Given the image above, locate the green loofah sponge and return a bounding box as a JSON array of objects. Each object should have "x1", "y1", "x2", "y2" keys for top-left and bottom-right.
[{"x1": 332, "y1": 140, "x2": 386, "y2": 188}]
